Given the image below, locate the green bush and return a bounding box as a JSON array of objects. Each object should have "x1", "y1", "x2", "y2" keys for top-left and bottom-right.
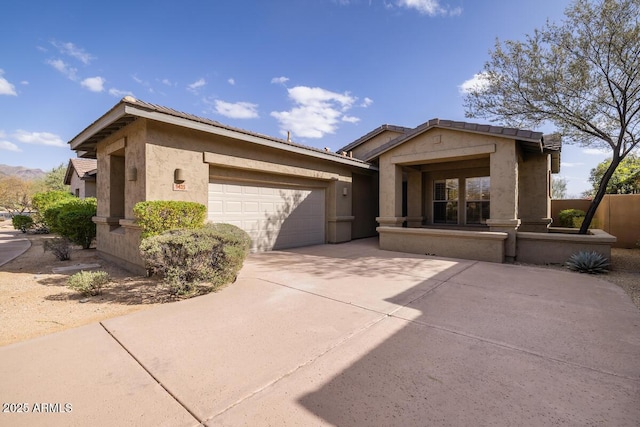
[
  {"x1": 43, "y1": 198, "x2": 97, "y2": 249},
  {"x1": 56, "y1": 198, "x2": 97, "y2": 249},
  {"x1": 67, "y1": 270, "x2": 110, "y2": 296},
  {"x1": 133, "y1": 201, "x2": 207, "y2": 238},
  {"x1": 12, "y1": 215, "x2": 33, "y2": 233},
  {"x1": 139, "y1": 223, "x2": 251, "y2": 295},
  {"x1": 32, "y1": 190, "x2": 75, "y2": 227},
  {"x1": 558, "y1": 209, "x2": 585, "y2": 228},
  {"x1": 44, "y1": 237, "x2": 72, "y2": 261}
]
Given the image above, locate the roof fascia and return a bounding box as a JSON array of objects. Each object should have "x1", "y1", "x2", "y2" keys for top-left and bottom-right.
[{"x1": 69, "y1": 103, "x2": 127, "y2": 151}]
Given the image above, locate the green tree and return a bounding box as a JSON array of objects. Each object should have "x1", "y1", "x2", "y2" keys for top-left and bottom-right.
[
  {"x1": 551, "y1": 176, "x2": 568, "y2": 199},
  {"x1": 585, "y1": 155, "x2": 640, "y2": 196},
  {"x1": 32, "y1": 163, "x2": 70, "y2": 193},
  {"x1": 464, "y1": 0, "x2": 640, "y2": 233}
]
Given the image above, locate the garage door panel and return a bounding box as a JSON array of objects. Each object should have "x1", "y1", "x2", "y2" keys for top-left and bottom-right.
[{"x1": 208, "y1": 181, "x2": 325, "y2": 252}]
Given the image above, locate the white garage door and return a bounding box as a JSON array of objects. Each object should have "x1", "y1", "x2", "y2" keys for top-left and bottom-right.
[{"x1": 208, "y1": 181, "x2": 325, "y2": 252}]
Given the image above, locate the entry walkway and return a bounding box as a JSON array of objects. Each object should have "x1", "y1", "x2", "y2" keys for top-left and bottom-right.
[{"x1": 1, "y1": 238, "x2": 639, "y2": 426}]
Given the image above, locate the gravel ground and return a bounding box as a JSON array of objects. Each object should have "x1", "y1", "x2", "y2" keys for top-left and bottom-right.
[{"x1": 1, "y1": 221, "x2": 638, "y2": 347}]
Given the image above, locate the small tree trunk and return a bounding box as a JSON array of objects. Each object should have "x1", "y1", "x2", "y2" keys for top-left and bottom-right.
[{"x1": 579, "y1": 155, "x2": 621, "y2": 234}]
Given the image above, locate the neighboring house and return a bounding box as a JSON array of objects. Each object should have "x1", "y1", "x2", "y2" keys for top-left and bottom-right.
[
  {"x1": 67, "y1": 97, "x2": 613, "y2": 274},
  {"x1": 64, "y1": 158, "x2": 97, "y2": 198}
]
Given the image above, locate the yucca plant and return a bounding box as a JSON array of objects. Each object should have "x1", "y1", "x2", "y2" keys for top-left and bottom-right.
[{"x1": 565, "y1": 251, "x2": 610, "y2": 274}]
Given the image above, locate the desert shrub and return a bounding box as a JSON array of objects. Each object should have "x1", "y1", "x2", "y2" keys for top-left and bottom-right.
[
  {"x1": 565, "y1": 251, "x2": 610, "y2": 274},
  {"x1": 54, "y1": 198, "x2": 97, "y2": 249},
  {"x1": 44, "y1": 237, "x2": 72, "y2": 261},
  {"x1": 67, "y1": 270, "x2": 110, "y2": 296},
  {"x1": 133, "y1": 201, "x2": 207, "y2": 238},
  {"x1": 12, "y1": 215, "x2": 33, "y2": 233},
  {"x1": 558, "y1": 209, "x2": 585, "y2": 228},
  {"x1": 139, "y1": 223, "x2": 251, "y2": 295}
]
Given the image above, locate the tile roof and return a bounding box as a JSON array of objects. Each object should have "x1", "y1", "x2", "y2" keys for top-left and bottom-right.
[
  {"x1": 70, "y1": 158, "x2": 97, "y2": 177},
  {"x1": 362, "y1": 118, "x2": 559, "y2": 162},
  {"x1": 64, "y1": 158, "x2": 98, "y2": 185},
  {"x1": 68, "y1": 97, "x2": 375, "y2": 170}
]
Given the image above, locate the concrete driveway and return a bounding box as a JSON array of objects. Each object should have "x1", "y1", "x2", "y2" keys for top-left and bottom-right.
[{"x1": 1, "y1": 238, "x2": 639, "y2": 426}]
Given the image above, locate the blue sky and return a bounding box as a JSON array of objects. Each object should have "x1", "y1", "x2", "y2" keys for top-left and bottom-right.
[{"x1": 0, "y1": 0, "x2": 607, "y2": 196}]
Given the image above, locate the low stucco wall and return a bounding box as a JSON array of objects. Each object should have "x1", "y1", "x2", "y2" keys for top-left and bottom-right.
[
  {"x1": 94, "y1": 219, "x2": 146, "y2": 275},
  {"x1": 377, "y1": 226, "x2": 507, "y2": 263},
  {"x1": 516, "y1": 229, "x2": 616, "y2": 265}
]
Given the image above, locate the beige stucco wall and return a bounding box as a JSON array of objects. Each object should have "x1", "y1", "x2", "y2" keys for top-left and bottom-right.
[
  {"x1": 69, "y1": 173, "x2": 96, "y2": 199},
  {"x1": 93, "y1": 119, "x2": 374, "y2": 273},
  {"x1": 94, "y1": 119, "x2": 148, "y2": 274},
  {"x1": 518, "y1": 152, "x2": 552, "y2": 232},
  {"x1": 350, "y1": 129, "x2": 406, "y2": 160},
  {"x1": 378, "y1": 226, "x2": 507, "y2": 263},
  {"x1": 374, "y1": 128, "x2": 556, "y2": 262},
  {"x1": 351, "y1": 172, "x2": 378, "y2": 239},
  {"x1": 517, "y1": 229, "x2": 616, "y2": 264}
]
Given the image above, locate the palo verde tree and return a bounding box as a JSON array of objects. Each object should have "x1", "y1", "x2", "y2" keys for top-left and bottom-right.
[{"x1": 464, "y1": 0, "x2": 640, "y2": 234}]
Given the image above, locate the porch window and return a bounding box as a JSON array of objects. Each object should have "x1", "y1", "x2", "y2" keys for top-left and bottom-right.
[
  {"x1": 466, "y1": 176, "x2": 490, "y2": 224},
  {"x1": 433, "y1": 179, "x2": 458, "y2": 223}
]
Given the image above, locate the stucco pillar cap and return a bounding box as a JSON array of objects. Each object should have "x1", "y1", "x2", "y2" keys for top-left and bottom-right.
[{"x1": 486, "y1": 218, "x2": 521, "y2": 228}]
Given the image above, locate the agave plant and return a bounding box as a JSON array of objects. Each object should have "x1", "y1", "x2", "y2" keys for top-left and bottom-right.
[{"x1": 565, "y1": 251, "x2": 610, "y2": 274}]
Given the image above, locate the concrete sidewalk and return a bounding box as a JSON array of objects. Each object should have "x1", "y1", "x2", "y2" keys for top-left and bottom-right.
[
  {"x1": 0, "y1": 227, "x2": 31, "y2": 268},
  {"x1": 1, "y1": 238, "x2": 639, "y2": 426}
]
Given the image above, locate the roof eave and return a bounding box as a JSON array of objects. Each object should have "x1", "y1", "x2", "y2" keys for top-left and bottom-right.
[
  {"x1": 363, "y1": 123, "x2": 544, "y2": 162},
  {"x1": 69, "y1": 102, "x2": 128, "y2": 152},
  {"x1": 68, "y1": 100, "x2": 377, "y2": 172}
]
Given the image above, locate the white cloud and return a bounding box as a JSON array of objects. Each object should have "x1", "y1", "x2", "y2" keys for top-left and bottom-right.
[
  {"x1": 459, "y1": 72, "x2": 491, "y2": 95},
  {"x1": 0, "y1": 140, "x2": 21, "y2": 152},
  {"x1": 561, "y1": 162, "x2": 584, "y2": 168},
  {"x1": 342, "y1": 115, "x2": 360, "y2": 123},
  {"x1": 20, "y1": 81, "x2": 28, "y2": 85},
  {"x1": 228, "y1": 78, "x2": 235, "y2": 85},
  {"x1": 271, "y1": 76, "x2": 289, "y2": 85},
  {"x1": 109, "y1": 88, "x2": 134, "y2": 98},
  {"x1": 12, "y1": 130, "x2": 65, "y2": 147},
  {"x1": 583, "y1": 147, "x2": 610, "y2": 155},
  {"x1": 271, "y1": 86, "x2": 358, "y2": 138},
  {"x1": 51, "y1": 41, "x2": 94, "y2": 64},
  {"x1": 361, "y1": 97, "x2": 373, "y2": 108},
  {"x1": 81, "y1": 76, "x2": 105, "y2": 92},
  {"x1": 47, "y1": 59, "x2": 78, "y2": 81},
  {"x1": 188, "y1": 78, "x2": 206, "y2": 93},
  {"x1": 161, "y1": 78, "x2": 174, "y2": 86},
  {"x1": 0, "y1": 69, "x2": 17, "y2": 96},
  {"x1": 396, "y1": 0, "x2": 447, "y2": 16},
  {"x1": 214, "y1": 100, "x2": 259, "y2": 119}
]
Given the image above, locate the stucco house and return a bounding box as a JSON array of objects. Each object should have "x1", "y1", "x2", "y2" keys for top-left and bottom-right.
[
  {"x1": 67, "y1": 97, "x2": 612, "y2": 274},
  {"x1": 64, "y1": 158, "x2": 97, "y2": 198}
]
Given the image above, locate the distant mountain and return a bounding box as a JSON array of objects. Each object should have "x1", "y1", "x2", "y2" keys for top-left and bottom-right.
[{"x1": 0, "y1": 164, "x2": 47, "y2": 180}]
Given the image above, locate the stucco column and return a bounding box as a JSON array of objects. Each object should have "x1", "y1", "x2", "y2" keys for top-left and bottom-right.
[
  {"x1": 487, "y1": 141, "x2": 520, "y2": 261},
  {"x1": 519, "y1": 154, "x2": 553, "y2": 232},
  {"x1": 377, "y1": 154, "x2": 405, "y2": 227},
  {"x1": 327, "y1": 177, "x2": 354, "y2": 243},
  {"x1": 406, "y1": 169, "x2": 423, "y2": 227}
]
